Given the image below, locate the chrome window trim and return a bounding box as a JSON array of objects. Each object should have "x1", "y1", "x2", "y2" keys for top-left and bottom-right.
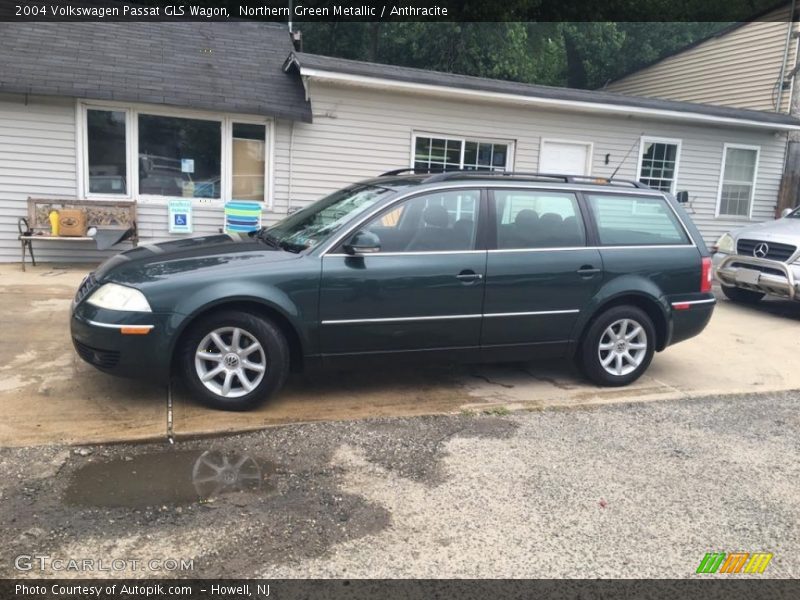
[
  {"x1": 315, "y1": 181, "x2": 695, "y2": 257},
  {"x1": 325, "y1": 245, "x2": 696, "y2": 258},
  {"x1": 488, "y1": 244, "x2": 695, "y2": 253},
  {"x1": 321, "y1": 309, "x2": 580, "y2": 325},
  {"x1": 87, "y1": 320, "x2": 154, "y2": 330}
]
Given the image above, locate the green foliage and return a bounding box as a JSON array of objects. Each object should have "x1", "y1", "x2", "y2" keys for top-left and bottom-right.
[{"x1": 298, "y1": 21, "x2": 737, "y2": 89}]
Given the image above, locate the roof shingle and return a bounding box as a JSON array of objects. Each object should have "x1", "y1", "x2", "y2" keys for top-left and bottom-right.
[{"x1": 0, "y1": 22, "x2": 312, "y2": 122}]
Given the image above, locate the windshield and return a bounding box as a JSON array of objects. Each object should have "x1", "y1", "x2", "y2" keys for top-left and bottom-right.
[
  {"x1": 788, "y1": 207, "x2": 800, "y2": 218},
  {"x1": 257, "y1": 184, "x2": 395, "y2": 252}
]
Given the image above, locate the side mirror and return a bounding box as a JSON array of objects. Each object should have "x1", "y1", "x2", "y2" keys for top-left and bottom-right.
[
  {"x1": 343, "y1": 230, "x2": 381, "y2": 255},
  {"x1": 675, "y1": 191, "x2": 689, "y2": 204},
  {"x1": 781, "y1": 207, "x2": 793, "y2": 218}
]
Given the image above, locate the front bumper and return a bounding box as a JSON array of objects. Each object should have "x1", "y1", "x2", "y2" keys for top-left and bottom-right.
[
  {"x1": 70, "y1": 302, "x2": 176, "y2": 381},
  {"x1": 712, "y1": 253, "x2": 800, "y2": 300}
]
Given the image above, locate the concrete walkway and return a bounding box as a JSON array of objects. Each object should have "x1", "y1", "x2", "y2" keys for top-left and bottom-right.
[{"x1": 2, "y1": 263, "x2": 800, "y2": 447}]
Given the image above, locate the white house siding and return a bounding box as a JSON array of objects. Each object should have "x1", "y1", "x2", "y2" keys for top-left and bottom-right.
[
  {"x1": 0, "y1": 93, "x2": 97, "y2": 263},
  {"x1": 0, "y1": 86, "x2": 789, "y2": 262},
  {"x1": 284, "y1": 80, "x2": 788, "y2": 245},
  {"x1": 606, "y1": 8, "x2": 799, "y2": 113}
]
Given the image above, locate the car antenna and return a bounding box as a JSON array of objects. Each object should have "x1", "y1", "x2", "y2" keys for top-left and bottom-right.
[{"x1": 609, "y1": 133, "x2": 643, "y2": 181}]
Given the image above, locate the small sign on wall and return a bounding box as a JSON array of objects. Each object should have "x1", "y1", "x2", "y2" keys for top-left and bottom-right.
[{"x1": 168, "y1": 199, "x2": 193, "y2": 234}]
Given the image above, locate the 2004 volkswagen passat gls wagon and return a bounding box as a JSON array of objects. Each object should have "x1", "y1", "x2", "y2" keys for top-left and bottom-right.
[{"x1": 71, "y1": 171, "x2": 716, "y2": 411}]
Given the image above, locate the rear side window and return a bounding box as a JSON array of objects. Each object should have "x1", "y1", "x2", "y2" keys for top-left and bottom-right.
[
  {"x1": 494, "y1": 189, "x2": 586, "y2": 249},
  {"x1": 585, "y1": 194, "x2": 689, "y2": 246}
]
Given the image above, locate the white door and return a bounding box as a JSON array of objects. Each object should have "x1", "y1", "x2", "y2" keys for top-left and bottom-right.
[{"x1": 539, "y1": 140, "x2": 591, "y2": 176}]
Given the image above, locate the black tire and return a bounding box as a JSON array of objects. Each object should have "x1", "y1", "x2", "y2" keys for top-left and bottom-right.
[
  {"x1": 580, "y1": 305, "x2": 656, "y2": 387},
  {"x1": 180, "y1": 310, "x2": 290, "y2": 411},
  {"x1": 721, "y1": 285, "x2": 764, "y2": 305}
]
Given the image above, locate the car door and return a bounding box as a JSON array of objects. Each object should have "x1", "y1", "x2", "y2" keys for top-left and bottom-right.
[
  {"x1": 319, "y1": 188, "x2": 487, "y2": 359},
  {"x1": 480, "y1": 187, "x2": 603, "y2": 358}
]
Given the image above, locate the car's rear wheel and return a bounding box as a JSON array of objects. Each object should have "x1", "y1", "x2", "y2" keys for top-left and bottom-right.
[
  {"x1": 721, "y1": 285, "x2": 764, "y2": 304},
  {"x1": 580, "y1": 306, "x2": 655, "y2": 387},
  {"x1": 180, "y1": 310, "x2": 289, "y2": 411}
]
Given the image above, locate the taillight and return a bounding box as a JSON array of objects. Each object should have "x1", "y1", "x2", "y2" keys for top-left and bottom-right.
[{"x1": 700, "y1": 256, "x2": 712, "y2": 293}]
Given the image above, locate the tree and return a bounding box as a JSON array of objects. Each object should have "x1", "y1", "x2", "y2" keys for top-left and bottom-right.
[{"x1": 298, "y1": 21, "x2": 736, "y2": 89}]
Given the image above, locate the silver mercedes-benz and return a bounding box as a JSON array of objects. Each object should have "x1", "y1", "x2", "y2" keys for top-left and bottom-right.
[{"x1": 713, "y1": 206, "x2": 800, "y2": 303}]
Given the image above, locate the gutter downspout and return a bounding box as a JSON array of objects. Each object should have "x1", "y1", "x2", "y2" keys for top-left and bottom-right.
[{"x1": 777, "y1": 0, "x2": 797, "y2": 112}]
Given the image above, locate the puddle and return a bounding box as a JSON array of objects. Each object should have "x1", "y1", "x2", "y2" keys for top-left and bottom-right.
[{"x1": 64, "y1": 449, "x2": 277, "y2": 508}]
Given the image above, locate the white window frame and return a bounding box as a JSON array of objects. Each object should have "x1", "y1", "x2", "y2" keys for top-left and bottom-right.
[
  {"x1": 410, "y1": 131, "x2": 515, "y2": 172},
  {"x1": 538, "y1": 138, "x2": 594, "y2": 176},
  {"x1": 636, "y1": 136, "x2": 682, "y2": 194},
  {"x1": 715, "y1": 143, "x2": 760, "y2": 219},
  {"x1": 77, "y1": 104, "x2": 135, "y2": 200},
  {"x1": 76, "y1": 100, "x2": 275, "y2": 208}
]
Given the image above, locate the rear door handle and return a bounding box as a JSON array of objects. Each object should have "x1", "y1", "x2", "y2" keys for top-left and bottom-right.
[
  {"x1": 577, "y1": 265, "x2": 601, "y2": 276},
  {"x1": 456, "y1": 270, "x2": 483, "y2": 282}
]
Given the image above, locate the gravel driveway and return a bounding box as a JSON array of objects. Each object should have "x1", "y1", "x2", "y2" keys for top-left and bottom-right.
[{"x1": 1, "y1": 390, "x2": 798, "y2": 578}]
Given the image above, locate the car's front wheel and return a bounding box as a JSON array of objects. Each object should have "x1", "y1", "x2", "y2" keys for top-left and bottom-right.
[
  {"x1": 721, "y1": 285, "x2": 764, "y2": 305},
  {"x1": 180, "y1": 310, "x2": 289, "y2": 411},
  {"x1": 580, "y1": 305, "x2": 655, "y2": 387}
]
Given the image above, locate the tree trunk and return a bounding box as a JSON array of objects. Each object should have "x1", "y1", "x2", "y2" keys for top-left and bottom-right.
[
  {"x1": 562, "y1": 29, "x2": 587, "y2": 89},
  {"x1": 368, "y1": 22, "x2": 380, "y2": 62}
]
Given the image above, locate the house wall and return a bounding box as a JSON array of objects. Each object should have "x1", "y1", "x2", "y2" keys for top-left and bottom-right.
[
  {"x1": 0, "y1": 93, "x2": 295, "y2": 263},
  {"x1": 0, "y1": 86, "x2": 790, "y2": 263},
  {"x1": 285, "y1": 81, "x2": 788, "y2": 246},
  {"x1": 606, "y1": 7, "x2": 799, "y2": 112}
]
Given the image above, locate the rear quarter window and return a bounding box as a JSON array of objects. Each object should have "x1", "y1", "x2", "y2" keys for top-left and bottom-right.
[{"x1": 585, "y1": 194, "x2": 690, "y2": 246}]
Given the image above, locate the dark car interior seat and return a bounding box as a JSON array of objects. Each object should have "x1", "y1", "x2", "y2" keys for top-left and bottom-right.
[{"x1": 406, "y1": 205, "x2": 463, "y2": 251}]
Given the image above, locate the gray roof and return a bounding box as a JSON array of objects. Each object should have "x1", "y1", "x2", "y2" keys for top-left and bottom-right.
[
  {"x1": 286, "y1": 52, "x2": 800, "y2": 129},
  {"x1": 0, "y1": 22, "x2": 312, "y2": 122}
]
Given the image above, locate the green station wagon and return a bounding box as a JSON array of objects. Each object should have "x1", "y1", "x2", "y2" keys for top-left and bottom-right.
[{"x1": 71, "y1": 171, "x2": 715, "y2": 410}]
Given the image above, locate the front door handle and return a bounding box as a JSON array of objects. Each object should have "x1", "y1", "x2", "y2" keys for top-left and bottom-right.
[
  {"x1": 456, "y1": 270, "x2": 484, "y2": 283},
  {"x1": 577, "y1": 265, "x2": 601, "y2": 277}
]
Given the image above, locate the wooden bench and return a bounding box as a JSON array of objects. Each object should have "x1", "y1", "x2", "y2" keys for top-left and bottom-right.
[{"x1": 18, "y1": 198, "x2": 138, "y2": 270}]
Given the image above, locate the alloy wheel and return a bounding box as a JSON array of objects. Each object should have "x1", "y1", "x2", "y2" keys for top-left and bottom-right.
[
  {"x1": 597, "y1": 318, "x2": 648, "y2": 377},
  {"x1": 194, "y1": 326, "x2": 266, "y2": 398}
]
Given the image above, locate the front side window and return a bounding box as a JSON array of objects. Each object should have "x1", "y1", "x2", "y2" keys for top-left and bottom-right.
[
  {"x1": 586, "y1": 194, "x2": 689, "y2": 246},
  {"x1": 414, "y1": 134, "x2": 510, "y2": 173},
  {"x1": 494, "y1": 190, "x2": 585, "y2": 249},
  {"x1": 138, "y1": 114, "x2": 221, "y2": 198},
  {"x1": 718, "y1": 146, "x2": 758, "y2": 217},
  {"x1": 87, "y1": 109, "x2": 127, "y2": 195},
  {"x1": 360, "y1": 190, "x2": 481, "y2": 253},
  {"x1": 638, "y1": 138, "x2": 680, "y2": 193}
]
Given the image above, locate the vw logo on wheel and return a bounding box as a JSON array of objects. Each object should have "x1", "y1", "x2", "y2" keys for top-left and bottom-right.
[{"x1": 753, "y1": 242, "x2": 770, "y2": 258}]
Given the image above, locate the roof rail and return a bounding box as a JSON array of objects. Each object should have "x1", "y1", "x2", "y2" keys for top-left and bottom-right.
[
  {"x1": 421, "y1": 170, "x2": 651, "y2": 188},
  {"x1": 379, "y1": 168, "x2": 421, "y2": 177}
]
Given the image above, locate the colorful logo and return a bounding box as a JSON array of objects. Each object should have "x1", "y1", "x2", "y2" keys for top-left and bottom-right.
[{"x1": 696, "y1": 552, "x2": 773, "y2": 574}]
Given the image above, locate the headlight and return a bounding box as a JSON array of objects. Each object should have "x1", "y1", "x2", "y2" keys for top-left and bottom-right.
[
  {"x1": 716, "y1": 233, "x2": 735, "y2": 254},
  {"x1": 86, "y1": 283, "x2": 152, "y2": 312}
]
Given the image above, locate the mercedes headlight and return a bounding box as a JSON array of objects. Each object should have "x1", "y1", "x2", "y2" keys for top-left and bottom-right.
[
  {"x1": 715, "y1": 233, "x2": 735, "y2": 254},
  {"x1": 86, "y1": 283, "x2": 152, "y2": 312}
]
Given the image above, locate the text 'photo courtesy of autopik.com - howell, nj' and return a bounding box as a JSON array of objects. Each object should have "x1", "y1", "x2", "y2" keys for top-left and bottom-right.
[{"x1": 2, "y1": 1, "x2": 800, "y2": 599}]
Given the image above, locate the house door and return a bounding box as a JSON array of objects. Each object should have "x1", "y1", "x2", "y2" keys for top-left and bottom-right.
[{"x1": 539, "y1": 140, "x2": 592, "y2": 176}]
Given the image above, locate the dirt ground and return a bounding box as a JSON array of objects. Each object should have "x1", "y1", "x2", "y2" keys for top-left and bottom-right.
[{"x1": 2, "y1": 263, "x2": 800, "y2": 447}]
